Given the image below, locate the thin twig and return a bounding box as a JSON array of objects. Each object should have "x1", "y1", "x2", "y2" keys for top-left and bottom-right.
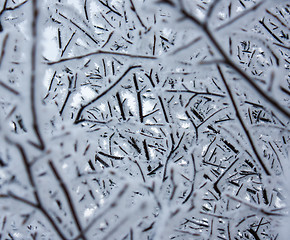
[
  {"x1": 5, "y1": 138, "x2": 67, "y2": 239},
  {"x1": 0, "y1": 33, "x2": 8, "y2": 66},
  {"x1": 47, "y1": 50, "x2": 156, "y2": 65},
  {"x1": 0, "y1": 80, "x2": 19, "y2": 95},
  {"x1": 74, "y1": 65, "x2": 141, "y2": 123},
  {"x1": 29, "y1": 0, "x2": 45, "y2": 150},
  {"x1": 217, "y1": 65, "x2": 271, "y2": 176},
  {"x1": 49, "y1": 161, "x2": 87, "y2": 240}
]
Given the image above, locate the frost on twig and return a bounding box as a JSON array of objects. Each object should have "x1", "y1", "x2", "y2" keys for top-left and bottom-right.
[{"x1": 0, "y1": 0, "x2": 289, "y2": 239}]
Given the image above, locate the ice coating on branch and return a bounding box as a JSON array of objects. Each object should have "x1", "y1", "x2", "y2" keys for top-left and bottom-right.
[{"x1": 0, "y1": 0, "x2": 289, "y2": 239}]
